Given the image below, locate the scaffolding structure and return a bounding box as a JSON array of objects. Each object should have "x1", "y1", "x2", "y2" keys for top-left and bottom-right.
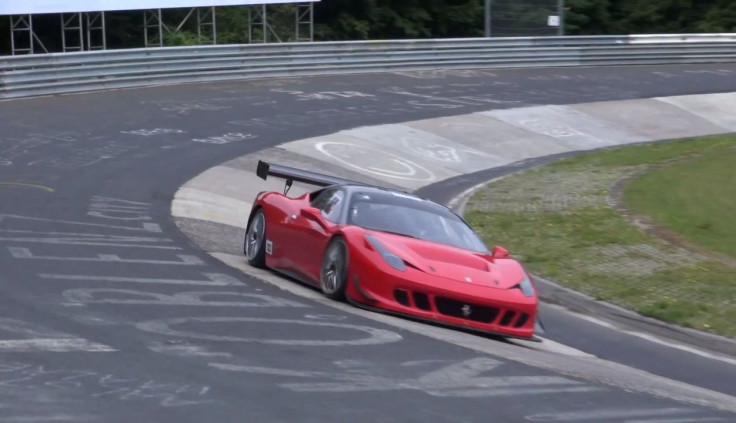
[
  {"x1": 247, "y1": 2, "x2": 313, "y2": 43},
  {"x1": 9, "y1": 15, "x2": 47, "y2": 54},
  {"x1": 3, "y1": 1, "x2": 317, "y2": 55},
  {"x1": 144, "y1": 7, "x2": 218, "y2": 48}
]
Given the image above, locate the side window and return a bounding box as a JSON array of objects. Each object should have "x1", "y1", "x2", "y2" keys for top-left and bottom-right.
[
  {"x1": 310, "y1": 188, "x2": 335, "y2": 210},
  {"x1": 321, "y1": 190, "x2": 345, "y2": 223}
]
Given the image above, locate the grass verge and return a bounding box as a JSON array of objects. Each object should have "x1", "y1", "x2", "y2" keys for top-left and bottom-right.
[{"x1": 464, "y1": 135, "x2": 736, "y2": 338}]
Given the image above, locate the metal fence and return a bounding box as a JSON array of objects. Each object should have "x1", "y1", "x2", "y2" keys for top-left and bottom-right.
[
  {"x1": 2, "y1": 34, "x2": 736, "y2": 100},
  {"x1": 489, "y1": 0, "x2": 563, "y2": 37}
]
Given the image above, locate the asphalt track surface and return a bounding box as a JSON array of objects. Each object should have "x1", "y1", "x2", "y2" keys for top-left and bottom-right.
[{"x1": 1, "y1": 64, "x2": 736, "y2": 422}]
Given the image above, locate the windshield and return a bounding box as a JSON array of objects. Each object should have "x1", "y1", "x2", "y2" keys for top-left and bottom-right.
[{"x1": 347, "y1": 191, "x2": 489, "y2": 252}]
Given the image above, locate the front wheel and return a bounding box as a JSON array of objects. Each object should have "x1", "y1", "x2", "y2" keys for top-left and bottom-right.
[
  {"x1": 244, "y1": 209, "x2": 267, "y2": 268},
  {"x1": 319, "y1": 237, "x2": 349, "y2": 301}
]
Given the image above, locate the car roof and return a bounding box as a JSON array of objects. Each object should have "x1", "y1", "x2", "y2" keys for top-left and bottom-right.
[
  {"x1": 338, "y1": 183, "x2": 461, "y2": 213},
  {"x1": 340, "y1": 183, "x2": 421, "y2": 199},
  {"x1": 314, "y1": 183, "x2": 476, "y2": 229}
]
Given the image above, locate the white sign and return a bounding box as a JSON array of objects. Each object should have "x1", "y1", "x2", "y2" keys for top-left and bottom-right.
[
  {"x1": 548, "y1": 15, "x2": 560, "y2": 27},
  {"x1": 0, "y1": 0, "x2": 317, "y2": 15}
]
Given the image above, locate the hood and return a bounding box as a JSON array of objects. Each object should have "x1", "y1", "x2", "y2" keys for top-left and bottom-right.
[{"x1": 369, "y1": 231, "x2": 523, "y2": 289}]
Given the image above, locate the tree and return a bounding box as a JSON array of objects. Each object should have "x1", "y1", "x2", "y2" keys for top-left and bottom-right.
[{"x1": 565, "y1": 0, "x2": 613, "y2": 35}]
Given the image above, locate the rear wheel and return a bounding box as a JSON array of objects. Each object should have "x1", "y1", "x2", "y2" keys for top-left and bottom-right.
[
  {"x1": 320, "y1": 237, "x2": 349, "y2": 301},
  {"x1": 244, "y1": 209, "x2": 266, "y2": 268}
]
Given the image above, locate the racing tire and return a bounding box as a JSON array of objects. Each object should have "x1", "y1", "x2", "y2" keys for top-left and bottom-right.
[
  {"x1": 244, "y1": 209, "x2": 267, "y2": 268},
  {"x1": 319, "y1": 237, "x2": 349, "y2": 301}
]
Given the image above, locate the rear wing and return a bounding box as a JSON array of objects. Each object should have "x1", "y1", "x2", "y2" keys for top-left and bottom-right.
[{"x1": 256, "y1": 160, "x2": 363, "y2": 194}]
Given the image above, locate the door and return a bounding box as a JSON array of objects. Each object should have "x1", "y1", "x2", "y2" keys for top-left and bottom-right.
[{"x1": 289, "y1": 188, "x2": 346, "y2": 283}]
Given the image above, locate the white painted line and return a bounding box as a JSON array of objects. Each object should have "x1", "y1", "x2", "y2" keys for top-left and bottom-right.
[
  {"x1": 448, "y1": 179, "x2": 490, "y2": 210},
  {"x1": 425, "y1": 386, "x2": 601, "y2": 397},
  {"x1": 0, "y1": 214, "x2": 162, "y2": 232},
  {"x1": 8, "y1": 248, "x2": 204, "y2": 265},
  {"x1": 212, "y1": 357, "x2": 604, "y2": 398},
  {"x1": 136, "y1": 316, "x2": 403, "y2": 346},
  {"x1": 626, "y1": 419, "x2": 729, "y2": 423},
  {"x1": 88, "y1": 211, "x2": 152, "y2": 220},
  {"x1": 209, "y1": 363, "x2": 330, "y2": 378},
  {"x1": 525, "y1": 407, "x2": 696, "y2": 421},
  {"x1": 90, "y1": 195, "x2": 151, "y2": 206},
  {"x1": 0, "y1": 317, "x2": 65, "y2": 338},
  {"x1": 0, "y1": 235, "x2": 180, "y2": 249},
  {"x1": 547, "y1": 304, "x2": 736, "y2": 367},
  {"x1": 62, "y1": 288, "x2": 309, "y2": 308},
  {"x1": 620, "y1": 329, "x2": 736, "y2": 367},
  {"x1": 507, "y1": 336, "x2": 595, "y2": 358},
  {"x1": 150, "y1": 343, "x2": 232, "y2": 358},
  {"x1": 448, "y1": 175, "x2": 512, "y2": 215},
  {"x1": 39, "y1": 272, "x2": 243, "y2": 286},
  {"x1": 0, "y1": 416, "x2": 97, "y2": 422},
  {"x1": 0, "y1": 338, "x2": 116, "y2": 352}
]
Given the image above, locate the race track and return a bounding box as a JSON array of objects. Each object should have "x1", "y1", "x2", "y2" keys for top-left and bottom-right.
[{"x1": 1, "y1": 64, "x2": 736, "y2": 422}]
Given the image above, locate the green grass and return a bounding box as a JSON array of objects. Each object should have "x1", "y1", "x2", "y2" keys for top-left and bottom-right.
[
  {"x1": 465, "y1": 135, "x2": 736, "y2": 337},
  {"x1": 624, "y1": 149, "x2": 736, "y2": 258}
]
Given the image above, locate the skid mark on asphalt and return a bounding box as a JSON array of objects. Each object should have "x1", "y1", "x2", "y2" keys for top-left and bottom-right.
[{"x1": 0, "y1": 417, "x2": 97, "y2": 422}]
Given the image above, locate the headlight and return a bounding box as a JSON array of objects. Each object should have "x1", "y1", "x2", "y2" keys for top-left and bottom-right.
[
  {"x1": 516, "y1": 272, "x2": 535, "y2": 297},
  {"x1": 365, "y1": 234, "x2": 406, "y2": 271}
]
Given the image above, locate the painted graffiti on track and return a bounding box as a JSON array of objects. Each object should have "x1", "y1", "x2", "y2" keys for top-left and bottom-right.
[
  {"x1": 121, "y1": 128, "x2": 187, "y2": 137},
  {"x1": 0, "y1": 318, "x2": 115, "y2": 353},
  {"x1": 0, "y1": 194, "x2": 407, "y2": 390},
  {"x1": 0, "y1": 132, "x2": 138, "y2": 170},
  {"x1": 210, "y1": 357, "x2": 603, "y2": 398},
  {"x1": 0, "y1": 359, "x2": 213, "y2": 407},
  {"x1": 192, "y1": 133, "x2": 258, "y2": 145},
  {"x1": 315, "y1": 141, "x2": 436, "y2": 182}
]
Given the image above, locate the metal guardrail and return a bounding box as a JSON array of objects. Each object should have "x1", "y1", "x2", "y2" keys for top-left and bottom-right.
[{"x1": 2, "y1": 34, "x2": 736, "y2": 99}]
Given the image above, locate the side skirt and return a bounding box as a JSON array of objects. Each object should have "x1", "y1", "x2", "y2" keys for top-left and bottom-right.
[{"x1": 270, "y1": 266, "x2": 321, "y2": 290}]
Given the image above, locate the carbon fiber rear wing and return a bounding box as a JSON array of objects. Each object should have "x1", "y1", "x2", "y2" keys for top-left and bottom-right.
[{"x1": 256, "y1": 160, "x2": 363, "y2": 194}]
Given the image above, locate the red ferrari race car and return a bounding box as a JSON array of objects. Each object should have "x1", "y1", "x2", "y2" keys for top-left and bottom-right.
[{"x1": 244, "y1": 160, "x2": 541, "y2": 340}]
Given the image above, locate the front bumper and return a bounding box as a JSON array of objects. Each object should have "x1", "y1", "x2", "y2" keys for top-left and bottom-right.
[{"x1": 346, "y1": 259, "x2": 538, "y2": 340}]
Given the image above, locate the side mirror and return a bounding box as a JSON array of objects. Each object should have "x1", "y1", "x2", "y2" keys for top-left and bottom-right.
[
  {"x1": 301, "y1": 207, "x2": 325, "y2": 224},
  {"x1": 492, "y1": 245, "x2": 509, "y2": 259}
]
